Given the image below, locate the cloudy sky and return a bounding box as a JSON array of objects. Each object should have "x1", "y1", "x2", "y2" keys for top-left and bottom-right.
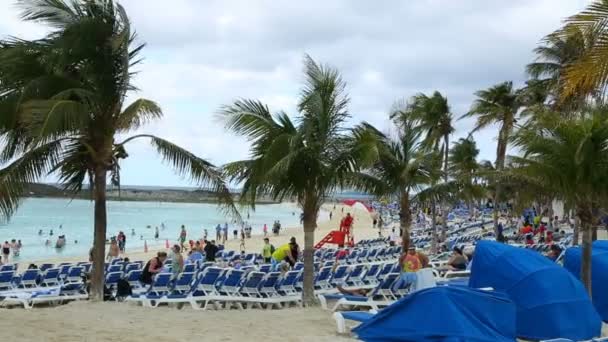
[{"x1": 0, "y1": 0, "x2": 591, "y2": 187}]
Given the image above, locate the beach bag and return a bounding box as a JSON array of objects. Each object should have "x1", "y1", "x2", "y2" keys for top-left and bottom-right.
[{"x1": 116, "y1": 279, "x2": 132, "y2": 300}]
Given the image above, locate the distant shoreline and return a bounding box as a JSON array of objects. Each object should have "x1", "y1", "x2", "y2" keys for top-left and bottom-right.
[{"x1": 24, "y1": 183, "x2": 282, "y2": 205}]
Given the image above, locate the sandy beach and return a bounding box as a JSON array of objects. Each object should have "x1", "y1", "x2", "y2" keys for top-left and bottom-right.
[
  {"x1": 2, "y1": 203, "x2": 374, "y2": 342},
  {"x1": 0, "y1": 301, "x2": 355, "y2": 342}
]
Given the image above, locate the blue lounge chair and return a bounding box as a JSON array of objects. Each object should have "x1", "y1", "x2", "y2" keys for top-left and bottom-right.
[
  {"x1": 16, "y1": 269, "x2": 40, "y2": 289},
  {"x1": 319, "y1": 273, "x2": 400, "y2": 311},
  {"x1": 39, "y1": 268, "x2": 60, "y2": 287},
  {"x1": 0, "y1": 271, "x2": 15, "y2": 290}
]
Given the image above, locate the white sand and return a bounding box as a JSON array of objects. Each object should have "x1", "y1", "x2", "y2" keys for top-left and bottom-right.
[{"x1": 0, "y1": 301, "x2": 355, "y2": 342}]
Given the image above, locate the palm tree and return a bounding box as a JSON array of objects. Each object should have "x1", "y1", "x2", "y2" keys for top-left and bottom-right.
[
  {"x1": 553, "y1": 0, "x2": 608, "y2": 99},
  {"x1": 219, "y1": 55, "x2": 364, "y2": 305},
  {"x1": 393, "y1": 91, "x2": 454, "y2": 241},
  {"x1": 0, "y1": 0, "x2": 236, "y2": 300},
  {"x1": 510, "y1": 108, "x2": 608, "y2": 295},
  {"x1": 526, "y1": 29, "x2": 591, "y2": 112},
  {"x1": 461, "y1": 81, "x2": 521, "y2": 237},
  {"x1": 448, "y1": 137, "x2": 485, "y2": 213},
  {"x1": 350, "y1": 119, "x2": 438, "y2": 251}
]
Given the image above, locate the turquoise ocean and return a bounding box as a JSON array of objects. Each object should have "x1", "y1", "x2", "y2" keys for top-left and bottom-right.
[{"x1": 0, "y1": 198, "x2": 301, "y2": 261}]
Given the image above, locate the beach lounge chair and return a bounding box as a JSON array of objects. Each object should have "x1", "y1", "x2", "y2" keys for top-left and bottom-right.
[
  {"x1": 0, "y1": 264, "x2": 16, "y2": 272},
  {"x1": 344, "y1": 265, "x2": 366, "y2": 287},
  {"x1": 126, "y1": 273, "x2": 172, "y2": 306},
  {"x1": 0, "y1": 271, "x2": 15, "y2": 291},
  {"x1": 65, "y1": 266, "x2": 84, "y2": 284},
  {"x1": 125, "y1": 270, "x2": 144, "y2": 292},
  {"x1": 314, "y1": 266, "x2": 333, "y2": 291},
  {"x1": 258, "y1": 264, "x2": 271, "y2": 273},
  {"x1": 361, "y1": 264, "x2": 381, "y2": 286},
  {"x1": 124, "y1": 263, "x2": 140, "y2": 273},
  {"x1": 39, "y1": 268, "x2": 61, "y2": 287},
  {"x1": 329, "y1": 265, "x2": 350, "y2": 287},
  {"x1": 39, "y1": 263, "x2": 54, "y2": 272},
  {"x1": 277, "y1": 271, "x2": 300, "y2": 296},
  {"x1": 318, "y1": 273, "x2": 400, "y2": 311},
  {"x1": 16, "y1": 269, "x2": 40, "y2": 289},
  {"x1": 189, "y1": 267, "x2": 224, "y2": 310},
  {"x1": 333, "y1": 311, "x2": 376, "y2": 334},
  {"x1": 105, "y1": 271, "x2": 123, "y2": 292}
]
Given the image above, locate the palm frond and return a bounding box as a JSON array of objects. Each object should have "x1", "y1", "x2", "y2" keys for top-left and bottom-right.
[
  {"x1": 0, "y1": 139, "x2": 64, "y2": 218},
  {"x1": 116, "y1": 98, "x2": 162, "y2": 130},
  {"x1": 120, "y1": 134, "x2": 240, "y2": 220}
]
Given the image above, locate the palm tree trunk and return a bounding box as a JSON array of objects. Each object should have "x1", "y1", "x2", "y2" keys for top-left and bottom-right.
[
  {"x1": 493, "y1": 133, "x2": 507, "y2": 238},
  {"x1": 431, "y1": 201, "x2": 438, "y2": 254},
  {"x1": 578, "y1": 204, "x2": 593, "y2": 296},
  {"x1": 441, "y1": 136, "x2": 449, "y2": 242},
  {"x1": 90, "y1": 167, "x2": 108, "y2": 301},
  {"x1": 301, "y1": 199, "x2": 318, "y2": 306},
  {"x1": 400, "y1": 193, "x2": 411, "y2": 251},
  {"x1": 573, "y1": 216, "x2": 579, "y2": 246}
]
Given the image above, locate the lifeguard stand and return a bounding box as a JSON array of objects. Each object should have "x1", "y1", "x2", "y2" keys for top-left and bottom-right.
[{"x1": 314, "y1": 216, "x2": 354, "y2": 248}]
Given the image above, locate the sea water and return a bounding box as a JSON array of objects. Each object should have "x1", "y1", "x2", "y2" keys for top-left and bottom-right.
[{"x1": 0, "y1": 198, "x2": 301, "y2": 261}]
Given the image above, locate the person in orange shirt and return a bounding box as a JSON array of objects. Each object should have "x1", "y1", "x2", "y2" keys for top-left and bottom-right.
[{"x1": 393, "y1": 246, "x2": 421, "y2": 291}]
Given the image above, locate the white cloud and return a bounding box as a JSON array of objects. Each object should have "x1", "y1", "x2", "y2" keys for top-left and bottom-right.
[{"x1": 0, "y1": 0, "x2": 592, "y2": 186}]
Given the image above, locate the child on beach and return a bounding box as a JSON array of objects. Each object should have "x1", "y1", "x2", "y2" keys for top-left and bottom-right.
[{"x1": 263, "y1": 224, "x2": 268, "y2": 237}]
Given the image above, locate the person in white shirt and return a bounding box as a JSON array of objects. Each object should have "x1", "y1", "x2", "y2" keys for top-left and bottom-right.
[{"x1": 389, "y1": 228, "x2": 398, "y2": 246}]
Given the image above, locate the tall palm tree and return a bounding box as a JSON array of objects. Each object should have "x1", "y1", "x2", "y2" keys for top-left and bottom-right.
[
  {"x1": 526, "y1": 29, "x2": 591, "y2": 112},
  {"x1": 448, "y1": 137, "x2": 485, "y2": 212},
  {"x1": 350, "y1": 119, "x2": 438, "y2": 251},
  {"x1": 510, "y1": 108, "x2": 608, "y2": 295},
  {"x1": 553, "y1": 0, "x2": 608, "y2": 99},
  {"x1": 461, "y1": 81, "x2": 521, "y2": 237},
  {"x1": 0, "y1": 0, "x2": 236, "y2": 300},
  {"x1": 219, "y1": 55, "x2": 363, "y2": 305},
  {"x1": 392, "y1": 91, "x2": 454, "y2": 241}
]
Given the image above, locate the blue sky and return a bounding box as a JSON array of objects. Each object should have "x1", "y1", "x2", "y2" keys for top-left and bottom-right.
[{"x1": 0, "y1": 0, "x2": 591, "y2": 187}]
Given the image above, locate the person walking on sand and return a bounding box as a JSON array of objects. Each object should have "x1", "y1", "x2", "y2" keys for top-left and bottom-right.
[
  {"x1": 179, "y1": 225, "x2": 187, "y2": 250},
  {"x1": 263, "y1": 223, "x2": 268, "y2": 237}
]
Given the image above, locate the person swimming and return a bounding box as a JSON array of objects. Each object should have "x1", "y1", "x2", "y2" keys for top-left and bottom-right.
[{"x1": 38, "y1": 229, "x2": 43, "y2": 235}]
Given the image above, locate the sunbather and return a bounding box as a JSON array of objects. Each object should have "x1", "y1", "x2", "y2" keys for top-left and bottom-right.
[{"x1": 337, "y1": 285, "x2": 371, "y2": 297}]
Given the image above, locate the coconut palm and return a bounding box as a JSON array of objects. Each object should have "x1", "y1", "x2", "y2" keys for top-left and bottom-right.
[
  {"x1": 526, "y1": 29, "x2": 592, "y2": 112},
  {"x1": 461, "y1": 81, "x2": 521, "y2": 237},
  {"x1": 553, "y1": 0, "x2": 608, "y2": 99},
  {"x1": 448, "y1": 137, "x2": 485, "y2": 212},
  {"x1": 510, "y1": 108, "x2": 608, "y2": 295},
  {"x1": 219, "y1": 55, "x2": 366, "y2": 305},
  {"x1": 0, "y1": 0, "x2": 236, "y2": 300},
  {"x1": 350, "y1": 119, "x2": 438, "y2": 251},
  {"x1": 392, "y1": 91, "x2": 454, "y2": 240}
]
